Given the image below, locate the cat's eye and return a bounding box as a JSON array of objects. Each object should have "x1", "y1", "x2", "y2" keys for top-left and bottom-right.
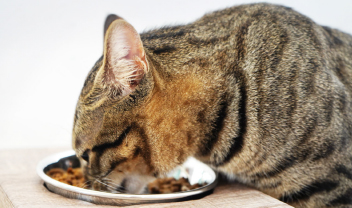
[{"x1": 81, "y1": 150, "x2": 90, "y2": 163}]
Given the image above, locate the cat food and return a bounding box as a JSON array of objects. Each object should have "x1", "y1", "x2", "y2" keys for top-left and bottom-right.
[
  {"x1": 147, "y1": 177, "x2": 205, "y2": 194},
  {"x1": 47, "y1": 168, "x2": 205, "y2": 193},
  {"x1": 46, "y1": 167, "x2": 86, "y2": 188}
]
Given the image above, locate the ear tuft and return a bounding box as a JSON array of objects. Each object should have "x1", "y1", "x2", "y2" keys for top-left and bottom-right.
[{"x1": 102, "y1": 19, "x2": 148, "y2": 97}]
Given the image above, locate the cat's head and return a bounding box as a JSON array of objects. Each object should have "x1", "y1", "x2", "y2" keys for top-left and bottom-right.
[
  {"x1": 72, "y1": 15, "x2": 155, "y2": 193},
  {"x1": 71, "y1": 15, "x2": 205, "y2": 194}
]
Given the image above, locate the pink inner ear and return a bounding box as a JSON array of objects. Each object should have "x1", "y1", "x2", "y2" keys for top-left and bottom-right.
[
  {"x1": 123, "y1": 29, "x2": 145, "y2": 60},
  {"x1": 103, "y1": 20, "x2": 148, "y2": 96}
]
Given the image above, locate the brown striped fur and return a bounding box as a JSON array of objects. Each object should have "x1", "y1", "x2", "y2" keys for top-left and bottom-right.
[{"x1": 72, "y1": 3, "x2": 352, "y2": 207}]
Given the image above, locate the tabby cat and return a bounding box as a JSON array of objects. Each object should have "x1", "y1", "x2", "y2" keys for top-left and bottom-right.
[{"x1": 72, "y1": 3, "x2": 352, "y2": 207}]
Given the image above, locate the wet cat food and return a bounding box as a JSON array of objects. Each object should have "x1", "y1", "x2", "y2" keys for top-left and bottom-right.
[
  {"x1": 46, "y1": 167, "x2": 86, "y2": 188},
  {"x1": 147, "y1": 177, "x2": 205, "y2": 194}
]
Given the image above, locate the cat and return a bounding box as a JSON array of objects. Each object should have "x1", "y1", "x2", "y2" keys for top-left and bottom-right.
[{"x1": 72, "y1": 3, "x2": 352, "y2": 208}]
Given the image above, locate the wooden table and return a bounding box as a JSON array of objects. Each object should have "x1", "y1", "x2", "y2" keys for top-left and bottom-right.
[{"x1": 0, "y1": 147, "x2": 292, "y2": 208}]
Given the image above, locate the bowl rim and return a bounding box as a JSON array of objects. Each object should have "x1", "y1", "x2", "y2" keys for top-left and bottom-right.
[{"x1": 36, "y1": 150, "x2": 218, "y2": 201}]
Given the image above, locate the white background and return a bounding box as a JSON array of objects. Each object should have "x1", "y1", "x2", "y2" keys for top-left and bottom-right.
[{"x1": 1, "y1": 0, "x2": 352, "y2": 150}]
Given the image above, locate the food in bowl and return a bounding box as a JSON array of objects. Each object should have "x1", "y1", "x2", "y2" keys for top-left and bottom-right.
[
  {"x1": 147, "y1": 177, "x2": 206, "y2": 194},
  {"x1": 46, "y1": 167, "x2": 206, "y2": 193},
  {"x1": 46, "y1": 167, "x2": 86, "y2": 188}
]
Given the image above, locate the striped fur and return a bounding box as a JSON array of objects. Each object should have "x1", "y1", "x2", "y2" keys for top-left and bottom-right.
[{"x1": 72, "y1": 3, "x2": 352, "y2": 207}]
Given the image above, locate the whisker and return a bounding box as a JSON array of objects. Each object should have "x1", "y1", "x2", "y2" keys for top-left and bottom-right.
[
  {"x1": 80, "y1": 168, "x2": 127, "y2": 193},
  {"x1": 79, "y1": 180, "x2": 91, "y2": 189},
  {"x1": 103, "y1": 178, "x2": 120, "y2": 185},
  {"x1": 96, "y1": 179, "x2": 122, "y2": 193},
  {"x1": 103, "y1": 178, "x2": 128, "y2": 193}
]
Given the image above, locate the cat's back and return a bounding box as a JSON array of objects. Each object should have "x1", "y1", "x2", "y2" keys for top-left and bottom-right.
[{"x1": 141, "y1": 3, "x2": 352, "y2": 82}]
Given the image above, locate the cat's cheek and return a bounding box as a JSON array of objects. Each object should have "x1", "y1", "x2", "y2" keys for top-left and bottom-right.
[{"x1": 117, "y1": 155, "x2": 155, "y2": 176}]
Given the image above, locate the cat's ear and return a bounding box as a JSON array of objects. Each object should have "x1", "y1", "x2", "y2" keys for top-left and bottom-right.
[{"x1": 101, "y1": 18, "x2": 148, "y2": 97}]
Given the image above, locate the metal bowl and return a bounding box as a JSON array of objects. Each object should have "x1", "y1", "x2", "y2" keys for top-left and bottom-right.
[{"x1": 36, "y1": 150, "x2": 218, "y2": 206}]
